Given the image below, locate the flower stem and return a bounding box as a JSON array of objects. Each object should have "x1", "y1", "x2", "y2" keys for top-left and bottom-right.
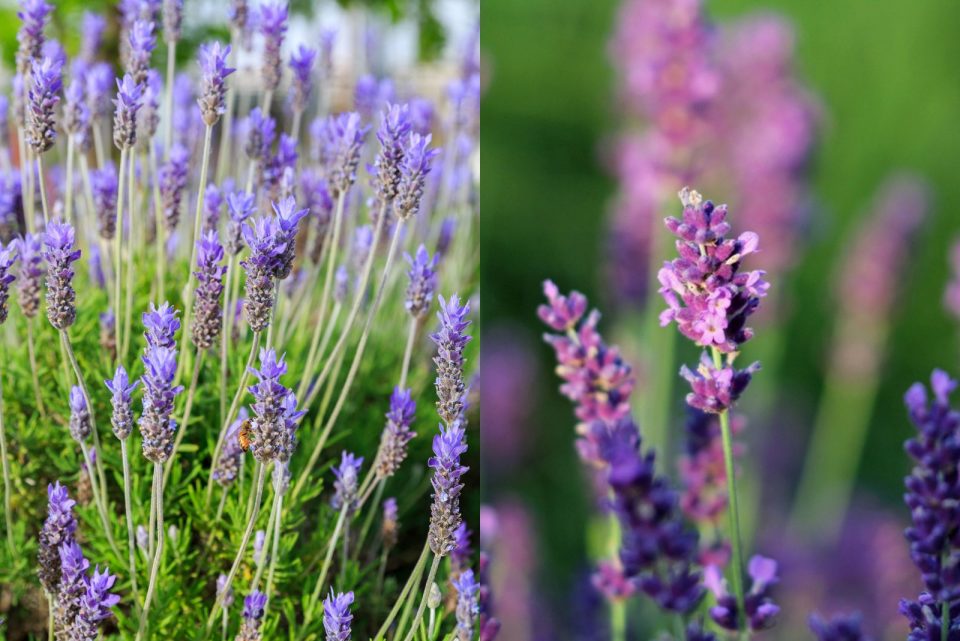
[
  {"x1": 137, "y1": 464, "x2": 164, "y2": 641},
  {"x1": 302, "y1": 504, "x2": 349, "y2": 630},
  {"x1": 249, "y1": 479, "x2": 280, "y2": 591},
  {"x1": 353, "y1": 479, "x2": 385, "y2": 559},
  {"x1": 0, "y1": 346, "x2": 14, "y2": 555},
  {"x1": 35, "y1": 155, "x2": 50, "y2": 225},
  {"x1": 264, "y1": 488, "x2": 284, "y2": 601},
  {"x1": 120, "y1": 150, "x2": 137, "y2": 361},
  {"x1": 120, "y1": 438, "x2": 142, "y2": 610},
  {"x1": 219, "y1": 255, "x2": 238, "y2": 424},
  {"x1": 163, "y1": 41, "x2": 176, "y2": 159},
  {"x1": 400, "y1": 553, "x2": 441, "y2": 641},
  {"x1": 113, "y1": 147, "x2": 129, "y2": 363},
  {"x1": 711, "y1": 346, "x2": 747, "y2": 630},
  {"x1": 26, "y1": 320, "x2": 46, "y2": 418},
  {"x1": 163, "y1": 352, "x2": 205, "y2": 488},
  {"x1": 398, "y1": 316, "x2": 419, "y2": 390},
  {"x1": 64, "y1": 135, "x2": 75, "y2": 226},
  {"x1": 374, "y1": 541, "x2": 430, "y2": 641}
]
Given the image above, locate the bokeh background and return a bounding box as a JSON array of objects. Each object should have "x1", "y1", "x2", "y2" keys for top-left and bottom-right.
[{"x1": 481, "y1": 0, "x2": 960, "y2": 639}]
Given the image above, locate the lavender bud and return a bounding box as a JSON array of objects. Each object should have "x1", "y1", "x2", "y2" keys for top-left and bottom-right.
[
  {"x1": 428, "y1": 422, "x2": 468, "y2": 556},
  {"x1": 15, "y1": 0, "x2": 53, "y2": 76},
  {"x1": 322, "y1": 590, "x2": 354, "y2": 641},
  {"x1": 105, "y1": 366, "x2": 139, "y2": 440},
  {"x1": 372, "y1": 103, "x2": 412, "y2": 205},
  {"x1": 26, "y1": 56, "x2": 62, "y2": 154},
  {"x1": 332, "y1": 451, "x2": 363, "y2": 515},
  {"x1": 453, "y1": 570, "x2": 480, "y2": 641},
  {"x1": 203, "y1": 183, "x2": 223, "y2": 233},
  {"x1": 217, "y1": 574, "x2": 234, "y2": 609},
  {"x1": 137, "y1": 69, "x2": 162, "y2": 143},
  {"x1": 139, "y1": 338, "x2": 184, "y2": 463},
  {"x1": 126, "y1": 20, "x2": 156, "y2": 86},
  {"x1": 395, "y1": 133, "x2": 439, "y2": 220},
  {"x1": 54, "y1": 541, "x2": 90, "y2": 636},
  {"x1": 328, "y1": 112, "x2": 367, "y2": 197},
  {"x1": 68, "y1": 386, "x2": 91, "y2": 443},
  {"x1": 99, "y1": 310, "x2": 116, "y2": 362},
  {"x1": 80, "y1": 12, "x2": 107, "y2": 61},
  {"x1": 226, "y1": 190, "x2": 255, "y2": 255},
  {"x1": 43, "y1": 220, "x2": 81, "y2": 330},
  {"x1": 271, "y1": 196, "x2": 308, "y2": 280},
  {"x1": 197, "y1": 41, "x2": 235, "y2": 127},
  {"x1": 375, "y1": 387, "x2": 417, "y2": 480},
  {"x1": 382, "y1": 497, "x2": 398, "y2": 550},
  {"x1": 71, "y1": 566, "x2": 121, "y2": 641},
  {"x1": 0, "y1": 242, "x2": 18, "y2": 324},
  {"x1": 428, "y1": 582, "x2": 442, "y2": 610},
  {"x1": 237, "y1": 590, "x2": 267, "y2": 641},
  {"x1": 37, "y1": 482, "x2": 77, "y2": 594},
  {"x1": 142, "y1": 301, "x2": 180, "y2": 348},
  {"x1": 191, "y1": 230, "x2": 226, "y2": 350},
  {"x1": 404, "y1": 245, "x2": 438, "y2": 320},
  {"x1": 259, "y1": 2, "x2": 288, "y2": 93},
  {"x1": 112, "y1": 74, "x2": 143, "y2": 150},
  {"x1": 247, "y1": 349, "x2": 300, "y2": 461},
  {"x1": 431, "y1": 295, "x2": 472, "y2": 426},
  {"x1": 214, "y1": 408, "x2": 248, "y2": 487},
  {"x1": 159, "y1": 143, "x2": 190, "y2": 232},
  {"x1": 289, "y1": 45, "x2": 316, "y2": 114},
  {"x1": 240, "y1": 218, "x2": 284, "y2": 332},
  {"x1": 162, "y1": 0, "x2": 182, "y2": 43},
  {"x1": 63, "y1": 76, "x2": 89, "y2": 139}
]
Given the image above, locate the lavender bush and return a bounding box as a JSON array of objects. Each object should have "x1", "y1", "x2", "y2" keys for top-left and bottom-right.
[{"x1": 0, "y1": 3, "x2": 480, "y2": 640}]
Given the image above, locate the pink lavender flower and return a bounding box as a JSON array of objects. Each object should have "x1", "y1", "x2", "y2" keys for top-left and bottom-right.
[
  {"x1": 246, "y1": 349, "x2": 297, "y2": 462},
  {"x1": 15, "y1": 0, "x2": 53, "y2": 75},
  {"x1": 322, "y1": 590, "x2": 354, "y2": 641},
  {"x1": 162, "y1": 0, "x2": 182, "y2": 43},
  {"x1": 327, "y1": 112, "x2": 367, "y2": 197},
  {"x1": 237, "y1": 590, "x2": 267, "y2": 641},
  {"x1": 395, "y1": 133, "x2": 439, "y2": 220},
  {"x1": 431, "y1": 295, "x2": 472, "y2": 427},
  {"x1": 0, "y1": 242, "x2": 17, "y2": 325},
  {"x1": 240, "y1": 217, "x2": 284, "y2": 332},
  {"x1": 26, "y1": 56, "x2": 62, "y2": 154},
  {"x1": 139, "y1": 338, "x2": 183, "y2": 463},
  {"x1": 454, "y1": 570, "x2": 480, "y2": 641},
  {"x1": 126, "y1": 19, "x2": 156, "y2": 85},
  {"x1": 71, "y1": 566, "x2": 121, "y2": 641},
  {"x1": 43, "y1": 220, "x2": 81, "y2": 330},
  {"x1": 113, "y1": 74, "x2": 143, "y2": 150},
  {"x1": 428, "y1": 422, "x2": 468, "y2": 557},
  {"x1": 68, "y1": 385, "x2": 91, "y2": 443},
  {"x1": 105, "y1": 365, "x2": 139, "y2": 440},
  {"x1": 159, "y1": 143, "x2": 190, "y2": 232},
  {"x1": 37, "y1": 481, "x2": 77, "y2": 594},
  {"x1": 382, "y1": 497, "x2": 398, "y2": 550},
  {"x1": 679, "y1": 352, "x2": 758, "y2": 415},
  {"x1": 143, "y1": 301, "x2": 180, "y2": 348},
  {"x1": 226, "y1": 190, "x2": 255, "y2": 256},
  {"x1": 197, "y1": 41, "x2": 235, "y2": 126},
  {"x1": 705, "y1": 556, "x2": 779, "y2": 631},
  {"x1": 214, "y1": 408, "x2": 248, "y2": 487},
  {"x1": 404, "y1": 245, "x2": 438, "y2": 320},
  {"x1": 191, "y1": 230, "x2": 226, "y2": 350},
  {"x1": 375, "y1": 387, "x2": 417, "y2": 480},
  {"x1": 258, "y1": 1, "x2": 288, "y2": 93},
  {"x1": 289, "y1": 45, "x2": 317, "y2": 114},
  {"x1": 332, "y1": 451, "x2": 363, "y2": 515}
]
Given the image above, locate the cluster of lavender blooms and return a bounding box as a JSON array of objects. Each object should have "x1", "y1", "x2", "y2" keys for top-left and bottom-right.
[{"x1": 139, "y1": 304, "x2": 184, "y2": 463}]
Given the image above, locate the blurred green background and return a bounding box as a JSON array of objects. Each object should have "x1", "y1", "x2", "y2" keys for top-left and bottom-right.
[{"x1": 481, "y1": 0, "x2": 960, "y2": 631}]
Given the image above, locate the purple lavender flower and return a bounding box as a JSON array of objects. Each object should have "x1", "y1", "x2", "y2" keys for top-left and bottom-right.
[
  {"x1": 162, "y1": 0, "x2": 182, "y2": 43},
  {"x1": 334, "y1": 266, "x2": 349, "y2": 304},
  {"x1": 244, "y1": 107, "x2": 276, "y2": 164},
  {"x1": 139, "y1": 342, "x2": 183, "y2": 463},
  {"x1": 138, "y1": 69, "x2": 162, "y2": 142},
  {"x1": 289, "y1": 45, "x2": 317, "y2": 114},
  {"x1": 37, "y1": 482, "x2": 77, "y2": 594},
  {"x1": 327, "y1": 112, "x2": 367, "y2": 197},
  {"x1": 332, "y1": 451, "x2": 363, "y2": 515},
  {"x1": 409, "y1": 98, "x2": 434, "y2": 136},
  {"x1": 901, "y1": 370, "x2": 960, "y2": 638},
  {"x1": 705, "y1": 556, "x2": 779, "y2": 631},
  {"x1": 191, "y1": 230, "x2": 226, "y2": 350},
  {"x1": 214, "y1": 408, "x2": 248, "y2": 487},
  {"x1": 203, "y1": 183, "x2": 223, "y2": 233},
  {"x1": 159, "y1": 143, "x2": 190, "y2": 231},
  {"x1": 26, "y1": 56, "x2": 62, "y2": 154},
  {"x1": 226, "y1": 190, "x2": 255, "y2": 255},
  {"x1": 259, "y1": 1, "x2": 288, "y2": 93},
  {"x1": 253, "y1": 529, "x2": 266, "y2": 567},
  {"x1": 454, "y1": 570, "x2": 480, "y2": 641},
  {"x1": 405, "y1": 245, "x2": 438, "y2": 320},
  {"x1": 302, "y1": 171, "x2": 334, "y2": 264},
  {"x1": 247, "y1": 349, "x2": 297, "y2": 461},
  {"x1": 68, "y1": 385, "x2": 91, "y2": 443},
  {"x1": 322, "y1": 590, "x2": 354, "y2": 641},
  {"x1": 143, "y1": 301, "x2": 180, "y2": 348},
  {"x1": 14, "y1": 234, "x2": 42, "y2": 319},
  {"x1": 451, "y1": 523, "x2": 472, "y2": 575},
  {"x1": 431, "y1": 295, "x2": 472, "y2": 427},
  {"x1": 372, "y1": 103, "x2": 412, "y2": 205},
  {"x1": 319, "y1": 29, "x2": 336, "y2": 76},
  {"x1": 54, "y1": 541, "x2": 90, "y2": 635},
  {"x1": 127, "y1": 19, "x2": 156, "y2": 85},
  {"x1": 375, "y1": 387, "x2": 417, "y2": 480},
  {"x1": 809, "y1": 613, "x2": 871, "y2": 641},
  {"x1": 428, "y1": 422, "x2": 468, "y2": 556},
  {"x1": 197, "y1": 41, "x2": 235, "y2": 126},
  {"x1": 271, "y1": 196, "x2": 308, "y2": 280},
  {"x1": 15, "y1": 0, "x2": 53, "y2": 75},
  {"x1": 240, "y1": 217, "x2": 284, "y2": 332},
  {"x1": 90, "y1": 164, "x2": 119, "y2": 240},
  {"x1": 217, "y1": 573, "x2": 234, "y2": 608},
  {"x1": 86, "y1": 62, "x2": 114, "y2": 121},
  {"x1": 43, "y1": 220, "x2": 81, "y2": 330},
  {"x1": 113, "y1": 74, "x2": 143, "y2": 150},
  {"x1": 436, "y1": 218, "x2": 455, "y2": 261},
  {"x1": 237, "y1": 590, "x2": 267, "y2": 641},
  {"x1": 0, "y1": 243, "x2": 17, "y2": 326},
  {"x1": 395, "y1": 133, "x2": 439, "y2": 220},
  {"x1": 679, "y1": 352, "x2": 759, "y2": 415},
  {"x1": 71, "y1": 566, "x2": 121, "y2": 641},
  {"x1": 100, "y1": 310, "x2": 117, "y2": 361},
  {"x1": 382, "y1": 497, "x2": 398, "y2": 550},
  {"x1": 63, "y1": 76, "x2": 90, "y2": 143},
  {"x1": 105, "y1": 366, "x2": 139, "y2": 440}
]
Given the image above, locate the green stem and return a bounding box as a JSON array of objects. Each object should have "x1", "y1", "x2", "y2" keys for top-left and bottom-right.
[
  {"x1": 120, "y1": 439, "x2": 142, "y2": 611},
  {"x1": 163, "y1": 352, "x2": 205, "y2": 488},
  {"x1": 163, "y1": 42, "x2": 176, "y2": 158},
  {"x1": 400, "y1": 553, "x2": 441, "y2": 641},
  {"x1": 136, "y1": 464, "x2": 164, "y2": 641},
  {"x1": 398, "y1": 317, "x2": 419, "y2": 390},
  {"x1": 250, "y1": 476, "x2": 280, "y2": 591},
  {"x1": 302, "y1": 504, "x2": 350, "y2": 631},
  {"x1": 264, "y1": 487, "x2": 284, "y2": 601},
  {"x1": 26, "y1": 320, "x2": 46, "y2": 418},
  {"x1": 120, "y1": 151, "x2": 137, "y2": 361},
  {"x1": 374, "y1": 541, "x2": 430, "y2": 641},
  {"x1": 354, "y1": 480, "x2": 385, "y2": 560},
  {"x1": 0, "y1": 345, "x2": 14, "y2": 555},
  {"x1": 113, "y1": 148, "x2": 129, "y2": 363},
  {"x1": 36, "y1": 154, "x2": 50, "y2": 225}
]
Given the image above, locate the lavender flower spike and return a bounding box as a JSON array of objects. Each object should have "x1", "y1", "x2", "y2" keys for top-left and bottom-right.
[
  {"x1": 382, "y1": 497, "x2": 398, "y2": 550},
  {"x1": 247, "y1": 349, "x2": 296, "y2": 461},
  {"x1": 395, "y1": 133, "x2": 440, "y2": 220},
  {"x1": 127, "y1": 19, "x2": 156, "y2": 85},
  {"x1": 236, "y1": 590, "x2": 267, "y2": 641},
  {"x1": 0, "y1": 242, "x2": 16, "y2": 325},
  {"x1": 332, "y1": 451, "x2": 363, "y2": 515},
  {"x1": 226, "y1": 190, "x2": 256, "y2": 255},
  {"x1": 15, "y1": 0, "x2": 53, "y2": 75},
  {"x1": 240, "y1": 217, "x2": 284, "y2": 332},
  {"x1": 139, "y1": 343, "x2": 184, "y2": 463},
  {"x1": 162, "y1": 0, "x2": 182, "y2": 43},
  {"x1": 90, "y1": 165, "x2": 119, "y2": 240},
  {"x1": 159, "y1": 143, "x2": 190, "y2": 232},
  {"x1": 809, "y1": 613, "x2": 871, "y2": 641},
  {"x1": 15, "y1": 234, "x2": 42, "y2": 320},
  {"x1": 322, "y1": 590, "x2": 354, "y2": 641},
  {"x1": 26, "y1": 56, "x2": 63, "y2": 154},
  {"x1": 113, "y1": 74, "x2": 143, "y2": 150},
  {"x1": 428, "y1": 422, "x2": 469, "y2": 556},
  {"x1": 328, "y1": 112, "x2": 368, "y2": 197},
  {"x1": 55, "y1": 541, "x2": 90, "y2": 636},
  {"x1": 105, "y1": 366, "x2": 139, "y2": 440},
  {"x1": 37, "y1": 482, "x2": 77, "y2": 594},
  {"x1": 705, "y1": 556, "x2": 780, "y2": 631},
  {"x1": 259, "y1": 1, "x2": 288, "y2": 93},
  {"x1": 375, "y1": 387, "x2": 417, "y2": 480},
  {"x1": 453, "y1": 570, "x2": 480, "y2": 641},
  {"x1": 197, "y1": 41, "x2": 235, "y2": 126},
  {"x1": 289, "y1": 45, "x2": 317, "y2": 115},
  {"x1": 43, "y1": 220, "x2": 81, "y2": 330},
  {"x1": 142, "y1": 301, "x2": 181, "y2": 348},
  {"x1": 191, "y1": 230, "x2": 226, "y2": 350},
  {"x1": 69, "y1": 385, "x2": 92, "y2": 443},
  {"x1": 431, "y1": 295, "x2": 473, "y2": 426},
  {"x1": 271, "y1": 196, "x2": 309, "y2": 280},
  {"x1": 405, "y1": 245, "x2": 438, "y2": 320},
  {"x1": 71, "y1": 566, "x2": 121, "y2": 641},
  {"x1": 214, "y1": 408, "x2": 248, "y2": 487},
  {"x1": 373, "y1": 104, "x2": 412, "y2": 205},
  {"x1": 216, "y1": 573, "x2": 234, "y2": 608}
]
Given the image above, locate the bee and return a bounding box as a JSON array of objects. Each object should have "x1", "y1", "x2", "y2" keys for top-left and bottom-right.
[{"x1": 237, "y1": 420, "x2": 252, "y2": 452}]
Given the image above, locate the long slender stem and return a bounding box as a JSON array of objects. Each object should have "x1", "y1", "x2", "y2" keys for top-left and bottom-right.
[
  {"x1": 26, "y1": 320, "x2": 45, "y2": 418},
  {"x1": 136, "y1": 464, "x2": 164, "y2": 641},
  {"x1": 250, "y1": 480, "x2": 280, "y2": 591},
  {"x1": 0, "y1": 346, "x2": 14, "y2": 554},
  {"x1": 46, "y1": 591, "x2": 54, "y2": 641},
  {"x1": 353, "y1": 479, "x2": 384, "y2": 560},
  {"x1": 302, "y1": 504, "x2": 349, "y2": 628},
  {"x1": 220, "y1": 256, "x2": 238, "y2": 424},
  {"x1": 374, "y1": 541, "x2": 430, "y2": 641},
  {"x1": 400, "y1": 553, "x2": 441, "y2": 641},
  {"x1": 36, "y1": 155, "x2": 50, "y2": 225},
  {"x1": 398, "y1": 317, "x2": 419, "y2": 390},
  {"x1": 151, "y1": 146, "x2": 167, "y2": 302},
  {"x1": 205, "y1": 332, "x2": 261, "y2": 508},
  {"x1": 711, "y1": 347, "x2": 746, "y2": 630},
  {"x1": 295, "y1": 300, "x2": 340, "y2": 403},
  {"x1": 64, "y1": 136, "x2": 75, "y2": 225},
  {"x1": 163, "y1": 352, "x2": 205, "y2": 488},
  {"x1": 206, "y1": 462, "x2": 266, "y2": 631},
  {"x1": 302, "y1": 193, "x2": 347, "y2": 376},
  {"x1": 113, "y1": 148, "x2": 129, "y2": 363},
  {"x1": 121, "y1": 150, "x2": 137, "y2": 360},
  {"x1": 264, "y1": 488, "x2": 284, "y2": 601},
  {"x1": 163, "y1": 42, "x2": 176, "y2": 158},
  {"x1": 120, "y1": 439, "x2": 142, "y2": 610}
]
